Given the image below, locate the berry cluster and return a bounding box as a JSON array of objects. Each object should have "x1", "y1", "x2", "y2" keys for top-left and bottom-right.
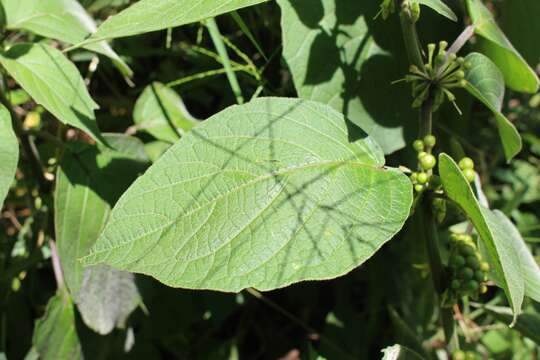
[
  {"x1": 452, "y1": 350, "x2": 480, "y2": 360},
  {"x1": 410, "y1": 135, "x2": 437, "y2": 193},
  {"x1": 458, "y1": 157, "x2": 476, "y2": 183},
  {"x1": 446, "y1": 233, "x2": 489, "y2": 303},
  {"x1": 404, "y1": 41, "x2": 471, "y2": 112}
]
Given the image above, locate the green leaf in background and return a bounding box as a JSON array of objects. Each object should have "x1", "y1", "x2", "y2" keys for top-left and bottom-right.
[
  {"x1": 144, "y1": 140, "x2": 172, "y2": 162},
  {"x1": 76, "y1": 264, "x2": 139, "y2": 335},
  {"x1": 32, "y1": 289, "x2": 82, "y2": 360},
  {"x1": 484, "y1": 305, "x2": 540, "y2": 345},
  {"x1": 81, "y1": 97, "x2": 413, "y2": 292},
  {"x1": 133, "y1": 82, "x2": 198, "y2": 143},
  {"x1": 381, "y1": 344, "x2": 424, "y2": 360},
  {"x1": 464, "y1": 53, "x2": 521, "y2": 161},
  {"x1": 278, "y1": 0, "x2": 410, "y2": 154},
  {"x1": 439, "y1": 153, "x2": 524, "y2": 320},
  {"x1": 416, "y1": 0, "x2": 457, "y2": 22},
  {"x1": 498, "y1": 0, "x2": 540, "y2": 68},
  {"x1": 81, "y1": 0, "x2": 269, "y2": 43},
  {"x1": 0, "y1": 104, "x2": 18, "y2": 207},
  {"x1": 0, "y1": 0, "x2": 132, "y2": 76},
  {"x1": 0, "y1": 43, "x2": 103, "y2": 143},
  {"x1": 55, "y1": 134, "x2": 148, "y2": 334},
  {"x1": 466, "y1": 0, "x2": 539, "y2": 93}
]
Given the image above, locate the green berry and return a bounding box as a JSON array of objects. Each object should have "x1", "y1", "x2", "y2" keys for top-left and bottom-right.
[
  {"x1": 466, "y1": 256, "x2": 480, "y2": 269},
  {"x1": 475, "y1": 270, "x2": 486, "y2": 282},
  {"x1": 450, "y1": 254, "x2": 466, "y2": 267},
  {"x1": 420, "y1": 154, "x2": 436, "y2": 170},
  {"x1": 463, "y1": 168, "x2": 476, "y2": 182},
  {"x1": 410, "y1": 172, "x2": 418, "y2": 182},
  {"x1": 423, "y1": 135, "x2": 436, "y2": 147},
  {"x1": 466, "y1": 280, "x2": 479, "y2": 292},
  {"x1": 453, "y1": 350, "x2": 466, "y2": 360},
  {"x1": 459, "y1": 244, "x2": 475, "y2": 257},
  {"x1": 454, "y1": 70, "x2": 465, "y2": 79},
  {"x1": 414, "y1": 184, "x2": 424, "y2": 193},
  {"x1": 418, "y1": 151, "x2": 428, "y2": 159},
  {"x1": 480, "y1": 262, "x2": 490, "y2": 272},
  {"x1": 459, "y1": 268, "x2": 474, "y2": 279},
  {"x1": 459, "y1": 157, "x2": 474, "y2": 170},
  {"x1": 451, "y1": 279, "x2": 461, "y2": 289},
  {"x1": 413, "y1": 139, "x2": 424, "y2": 152},
  {"x1": 417, "y1": 172, "x2": 429, "y2": 184},
  {"x1": 480, "y1": 284, "x2": 488, "y2": 294}
]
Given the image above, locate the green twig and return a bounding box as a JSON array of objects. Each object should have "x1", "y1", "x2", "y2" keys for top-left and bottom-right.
[{"x1": 206, "y1": 18, "x2": 244, "y2": 104}]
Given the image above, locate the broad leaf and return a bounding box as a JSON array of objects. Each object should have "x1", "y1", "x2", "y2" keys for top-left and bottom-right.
[
  {"x1": 76, "y1": 264, "x2": 139, "y2": 335},
  {"x1": 0, "y1": 104, "x2": 18, "y2": 207},
  {"x1": 81, "y1": 0, "x2": 269, "y2": 42},
  {"x1": 0, "y1": 43, "x2": 103, "y2": 143},
  {"x1": 81, "y1": 98, "x2": 413, "y2": 292},
  {"x1": 466, "y1": 0, "x2": 539, "y2": 93},
  {"x1": 1, "y1": 0, "x2": 132, "y2": 76},
  {"x1": 464, "y1": 53, "x2": 521, "y2": 161},
  {"x1": 484, "y1": 305, "x2": 540, "y2": 345},
  {"x1": 32, "y1": 290, "x2": 82, "y2": 360},
  {"x1": 144, "y1": 140, "x2": 172, "y2": 162},
  {"x1": 439, "y1": 153, "x2": 524, "y2": 320},
  {"x1": 417, "y1": 0, "x2": 457, "y2": 22},
  {"x1": 278, "y1": 0, "x2": 410, "y2": 154},
  {"x1": 55, "y1": 134, "x2": 148, "y2": 333},
  {"x1": 133, "y1": 82, "x2": 198, "y2": 143}
]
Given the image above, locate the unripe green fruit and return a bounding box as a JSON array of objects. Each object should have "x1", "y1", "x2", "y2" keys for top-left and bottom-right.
[
  {"x1": 480, "y1": 262, "x2": 490, "y2": 272},
  {"x1": 410, "y1": 172, "x2": 418, "y2": 182},
  {"x1": 450, "y1": 254, "x2": 465, "y2": 267},
  {"x1": 413, "y1": 139, "x2": 424, "y2": 152},
  {"x1": 459, "y1": 157, "x2": 474, "y2": 170},
  {"x1": 465, "y1": 280, "x2": 479, "y2": 292},
  {"x1": 414, "y1": 184, "x2": 424, "y2": 193},
  {"x1": 459, "y1": 268, "x2": 474, "y2": 279},
  {"x1": 453, "y1": 350, "x2": 466, "y2": 360},
  {"x1": 435, "y1": 53, "x2": 446, "y2": 66},
  {"x1": 459, "y1": 244, "x2": 475, "y2": 256},
  {"x1": 418, "y1": 151, "x2": 427, "y2": 159},
  {"x1": 463, "y1": 168, "x2": 476, "y2": 183},
  {"x1": 423, "y1": 134, "x2": 436, "y2": 147},
  {"x1": 417, "y1": 172, "x2": 429, "y2": 184},
  {"x1": 451, "y1": 279, "x2": 461, "y2": 289},
  {"x1": 475, "y1": 270, "x2": 486, "y2": 282},
  {"x1": 420, "y1": 154, "x2": 436, "y2": 170},
  {"x1": 480, "y1": 284, "x2": 488, "y2": 294},
  {"x1": 455, "y1": 70, "x2": 465, "y2": 79},
  {"x1": 466, "y1": 256, "x2": 480, "y2": 269}
]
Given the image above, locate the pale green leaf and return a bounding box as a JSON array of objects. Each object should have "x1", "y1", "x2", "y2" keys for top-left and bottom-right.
[
  {"x1": 0, "y1": 43, "x2": 103, "y2": 143},
  {"x1": 76, "y1": 264, "x2": 140, "y2": 335},
  {"x1": 439, "y1": 153, "x2": 524, "y2": 320},
  {"x1": 33, "y1": 290, "x2": 82, "y2": 360},
  {"x1": 83, "y1": 0, "x2": 270, "y2": 43},
  {"x1": 466, "y1": 0, "x2": 539, "y2": 93},
  {"x1": 55, "y1": 134, "x2": 148, "y2": 334},
  {"x1": 0, "y1": 104, "x2": 18, "y2": 207},
  {"x1": 81, "y1": 97, "x2": 413, "y2": 292},
  {"x1": 417, "y1": 0, "x2": 457, "y2": 22},
  {"x1": 484, "y1": 305, "x2": 540, "y2": 345},
  {"x1": 144, "y1": 140, "x2": 172, "y2": 162},
  {"x1": 1, "y1": 0, "x2": 132, "y2": 76},
  {"x1": 464, "y1": 52, "x2": 521, "y2": 161},
  {"x1": 278, "y1": 0, "x2": 409, "y2": 154},
  {"x1": 133, "y1": 82, "x2": 198, "y2": 143}
]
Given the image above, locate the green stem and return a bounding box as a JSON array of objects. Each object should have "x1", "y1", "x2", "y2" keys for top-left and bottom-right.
[
  {"x1": 399, "y1": 4, "x2": 425, "y2": 71},
  {"x1": 206, "y1": 18, "x2": 244, "y2": 104}
]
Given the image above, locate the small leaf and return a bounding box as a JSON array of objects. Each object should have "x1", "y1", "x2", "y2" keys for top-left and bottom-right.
[
  {"x1": 81, "y1": 98, "x2": 413, "y2": 292},
  {"x1": 1, "y1": 0, "x2": 132, "y2": 76},
  {"x1": 83, "y1": 0, "x2": 269, "y2": 42},
  {"x1": 0, "y1": 43, "x2": 103, "y2": 143},
  {"x1": 466, "y1": 0, "x2": 539, "y2": 93},
  {"x1": 32, "y1": 290, "x2": 82, "y2": 360},
  {"x1": 464, "y1": 52, "x2": 521, "y2": 161},
  {"x1": 484, "y1": 305, "x2": 540, "y2": 345},
  {"x1": 55, "y1": 134, "x2": 148, "y2": 334},
  {"x1": 439, "y1": 153, "x2": 524, "y2": 320},
  {"x1": 76, "y1": 264, "x2": 140, "y2": 335},
  {"x1": 133, "y1": 82, "x2": 198, "y2": 143},
  {"x1": 278, "y1": 0, "x2": 410, "y2": 154},
  {"x1": 0, "y1": 104, "x2": 18, "y2": 208},
  {"x1": 417, "y1": 0, "x2": 457, "y2": 22}
]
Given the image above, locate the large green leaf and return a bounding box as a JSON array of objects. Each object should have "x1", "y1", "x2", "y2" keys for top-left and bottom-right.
[
  {"x1": 1, "y1": 0, "x2": 132, "y2": 76},
  {"x1": 55, "y1": 134, "x2": 148, "y2": 333},
  {"x1": 133, "y1": 82, "x2": 198, "y2": 143},
  {"x1": 466, "y1": 0, "x2": 539, "y2": 93},
  {"x1": 416, "y1": 0, "x2": 457, "y2": 22},
  {"x1": 81, "y1": 97, "x2": 413, "y2": 292},
  {"x1": 464, "y1": 53, "x2": 521, "y2": 161},
  {"x1": 498, "y1": 0, "x2": 540, "y2": 68},
  {"x1": 32, "y1": 290, "x2": 82, "y2": 360},
  {"x1": 439, "y1": 153, "x2": 524, "y2": 320},
  {"x1": 80, "y1": 0, "x2": 269, "y2": 43},
  {"x1": 278, "y1": 0, "x2": 410, "y2": 154},
  {"x1": 0, "y1": 104, "x2": 18, "y2": 207},
  {"x1": 0, "y1": 43, "x2": 102, "y2": 143}
]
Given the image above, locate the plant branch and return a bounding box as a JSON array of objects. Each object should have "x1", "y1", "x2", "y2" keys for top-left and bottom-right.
[{"x1": 399, "y1": 4, "x2": 425, "y2": 71}]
